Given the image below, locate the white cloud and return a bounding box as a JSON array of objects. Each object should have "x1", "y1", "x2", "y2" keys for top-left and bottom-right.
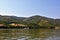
[{"x1": 0, "y1": 10, "x2": 17, "y2": 16}]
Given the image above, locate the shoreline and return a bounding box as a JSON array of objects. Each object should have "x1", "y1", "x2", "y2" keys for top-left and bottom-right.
[{"x1": 0, "y1": 26, "x2": 55, "y2": 29}]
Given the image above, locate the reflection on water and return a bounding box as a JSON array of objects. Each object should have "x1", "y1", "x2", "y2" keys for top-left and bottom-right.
[{"x1": 0, "y1": 29, "x2": 60, "y2": 40}]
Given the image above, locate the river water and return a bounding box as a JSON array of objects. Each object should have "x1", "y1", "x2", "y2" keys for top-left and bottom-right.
[{"x1": 0, "y1": 29, "x2": 60, "y2": 40}]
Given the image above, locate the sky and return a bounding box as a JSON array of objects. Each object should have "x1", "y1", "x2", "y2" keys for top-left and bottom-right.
[{"x1": 0, "y1": 0, "x2": 60, "y2": 18}]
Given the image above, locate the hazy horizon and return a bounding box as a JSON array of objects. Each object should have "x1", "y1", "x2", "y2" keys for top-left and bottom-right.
[{"x1": 0, "y1": 0, "x2": 60, "y2": 18}]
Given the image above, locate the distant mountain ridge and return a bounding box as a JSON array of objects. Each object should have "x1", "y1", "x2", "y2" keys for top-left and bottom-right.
[{"x1": 0, "y1": 15, "x2": 60, "y2": 26}]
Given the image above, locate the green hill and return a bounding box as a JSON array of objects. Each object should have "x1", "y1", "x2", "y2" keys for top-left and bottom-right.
[{"x1": 0, "y1": 15, "x2": 60, "y2": 28}]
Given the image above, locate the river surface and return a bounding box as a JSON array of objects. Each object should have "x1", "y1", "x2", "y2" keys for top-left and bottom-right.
[{"x1": 0, "y1": 29, "x2": 60, "y2": 40}]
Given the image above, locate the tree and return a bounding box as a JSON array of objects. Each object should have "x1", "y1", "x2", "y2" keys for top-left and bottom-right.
[{"x1": 27, "y1": 23, "x2": 40, "y2": 28}]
